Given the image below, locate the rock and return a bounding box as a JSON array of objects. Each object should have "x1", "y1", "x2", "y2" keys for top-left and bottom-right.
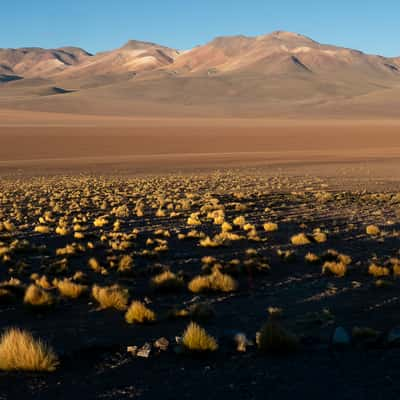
[
  {"x1": 137, "y1": 343, "x2": 152, "y2": 358},
  {"x1": 387, "y1": 327, "x2": 400, "y2": 345},
  {"x1": 175, "y1": 336, "x2": 182, "y2": 344},
  {"x1": 234, "y1": 333, "x2": 252, "y2": 352},
  {"x1": 127, "y1": 345, "x2": 138, "y2": 355},
  {"x1": 154, "y1": 337, "x2": 169, "y2": 351},
  {"x1": 332, "y1": 327, "x2": 351, "y2": 346}
]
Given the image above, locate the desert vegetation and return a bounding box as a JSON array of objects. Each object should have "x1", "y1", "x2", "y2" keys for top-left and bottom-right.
[{"x1": 0, "y1": 170, "x2": 399, "y2": 398}]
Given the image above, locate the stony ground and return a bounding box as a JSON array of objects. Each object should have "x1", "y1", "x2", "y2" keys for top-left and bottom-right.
[{"x1": 0, "y1": 169, "x2": 400, "y2": 399}]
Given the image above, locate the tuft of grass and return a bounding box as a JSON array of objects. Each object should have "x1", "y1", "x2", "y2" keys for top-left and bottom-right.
[
  {"x1": 24, "y1": 285, "x2": 54, "y2": 307},
  {"x1": 118, "y1": 255, "x2": 134, "y2": 273},
  {"x1": 92, "y1": 285, "x2": 129, "y2": 311},
  {"x1": 305, "y1": 252, "x2": 320, "y2": 264},
  {"x1": 263, "y1": 222, "x2": 278, "y2": 232},
  {"x1": 257, "y1": 320, "x2": 299, "y2": 355},
  {"x1": 34, "y1": 225, "x2": 51, "y2": 234},
  {"x1": 188, "y1": 270, "x2": 238, "y2": 293},
  {"x1": 57, "y1": 279, "x2": 88, "y2": 299},
  {"x1": 313, "y1": 231, "x2": 327, "y2": 243},
  {"x1": 366, "y1": 225, "x2": 380, "y2": 236},
  {"x1": 0, "y1": 328, "x2": 59, "y2": 372},
  {"x1": 291, "y1": 233, "x2": 311, "y2": 246},
  {"x1": 368, "y1": 264, "x2": 390, "y2": 278},
  {"x1": 151, "y1": 270, "x2": 184, "y2": 292},
  {"x1": 322, "y1": 261, "x2": 347, "y2": 277},
  {"x1": 182, "y1": 322, "x2": 218, "y2": 352},
  {"x1": 125, "y1": 301, "x2": 156, "y2": 324}
]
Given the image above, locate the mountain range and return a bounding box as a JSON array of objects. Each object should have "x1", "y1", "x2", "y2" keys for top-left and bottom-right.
[{"x1": 1, "y1": 31, "x2": 399, "y2": 118}]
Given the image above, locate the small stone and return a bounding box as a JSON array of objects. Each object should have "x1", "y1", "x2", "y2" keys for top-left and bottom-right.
[
  {"x1": 127, "y1": 345, "x2": 138, "y2": 355},
  {"x1": 234, "y1": 333, "x2": 251, "y2": 352},
  {"x1": 137, "y1": 343, "x2": 152, "y2": 358},
  {"x1": 175, "y1": 336, "x2": 182, "y2": 344},
  {"x1": 154, "y1": 337, "x2": 169, "y2": 351},
  {"x1": 332, "y1": 327, "x2": 351, "y2": 346}
]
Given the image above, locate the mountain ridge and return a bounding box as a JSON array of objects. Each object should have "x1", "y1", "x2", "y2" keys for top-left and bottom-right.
[{"x1": 1, "y1": 31, "x2": 399, "y2": 118}]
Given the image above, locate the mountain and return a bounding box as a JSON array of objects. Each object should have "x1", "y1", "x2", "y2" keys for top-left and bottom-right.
[
  {"x1": 168, "y1": 31, "x2": 399, "y2": 81},
  {"x1": 53, "y1": 40, "x2": 179, "y2": 80},
  {"x1": 0, "y1": 32, "x2": 399, "y2": 118},
  {"x1": 0, "y1": 47, "x2": 91, "y2": 79}
]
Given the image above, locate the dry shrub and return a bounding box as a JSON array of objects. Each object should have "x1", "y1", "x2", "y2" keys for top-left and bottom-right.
[
  {"x1": 92, "y1": 285, "x2": 129, "y2": 310},
  {"x1": 257, "y1": 320, "x2": 299, "y2": 355},
  {"x1": 151, "y1": 270, "x2": 184, "y2": 292},
  {"x1": 24, "y1": 285, "x2": 54, "y2": 307},
  {"x1": 263, "y1": 222, "x2": 278, "y2": 232},
  {"x1": 322, "y1": 261, "x2": 347, "y2": 277},
  {"x1": 125, "y1": 301, "x2": 156, "y2": 324},
  {"x1": 291, "y1": 233, "x2": 311, "y2": 246},
  {"x1": 305, "y1": 252, "x2": 320, "y2": 264},
  {"x1": 366, "y1": 225, "x2": 380, "y2": 236},
  {"x1": 118, "y1": 255, "x2": 134, "y2": 273},
  {"x1": 368, "y1": 264, "x2": 390, "y2": 278},
  {"x1": 182, "y1": 322, "x2": 218, "y2": 352},
  {"x1": 0, "y1": 328, "x2": 59, "y2": 371},
  {"x1": 188, "y1": 270, "x2": 238, "y2": 293},
  {"x1": 34, "y1": 225, "x2": 50, "y2": 234},
  {"x1": 57, "y1": 279, "x2": 88, "y2": 299},
  {"x1": 313, "y1": 231, "x2": 327, "y2": 243}
]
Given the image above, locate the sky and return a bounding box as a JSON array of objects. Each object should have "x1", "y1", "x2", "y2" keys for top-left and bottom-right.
[{"x1": 1, "y1": 1, "x2": 399, "y2": 56}]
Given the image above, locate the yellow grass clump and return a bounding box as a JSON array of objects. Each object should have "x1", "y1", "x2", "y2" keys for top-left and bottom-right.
[
  {"x1": 233, "y1": 216, "x2": 246, "y2": 227},
  {"x1": 187, "y1": 213, "x2": 201, "y2": 226},
  {"x1": 322, "y1": 261, "x2": 347, "y2": 277},
  {"x1": 92, "y1": 285, "x2": 129, "y2": 311},
  {"x1": 118, "y1": 255, "x2": 134, "y2": 272},
  {"x1": 0, "y1": 328, "x2": 59, "y2": 372},
  {"x1": 57, "y1": 279, "x2": 88, "y2": 299},
  {"x1": 305, "y1": 252, "x2": 320, "y2": 264},
  {"x1": 24, "y1": 285, "x2": 54, "y2": 307},
  {"x1": 313, "y1": 231, "x2": 327, "y2": 243},
  {"x1": 291, "y1": 233, "x2": 311, "y2": 246},
  {"x1": 125, "y1": 301, "x2": 156, "y2": 324},
  {"x1": 182, "y1": 322, "x2": 218, "y2": 352},
  {"x1": 34, "y1": 225, "x2": 51, "y2": 234},
  {"x1": 366, "y1": 225, "x2": 380, "y2": 236},
  {"x1": 188, "y1": 270, "x2": 238, "y2": 293},
  {"x1": 151, "y1": 270, "x2": 184, "y2": 291},
  {"x1": 368, "y1": 264, "x2": 390, "y2": 278},
  {"x1": 263, "y1": 222, "x2": 278, "y2": 232}
]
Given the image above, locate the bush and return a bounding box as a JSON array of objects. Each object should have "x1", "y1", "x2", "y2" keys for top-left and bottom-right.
[
  {"x1": 182, "y1": 322, "x2": 218, "y2": 352},
  {"x1": 151, "y1": 270, "x2": 184, "y2": 292},
  {"x1": 0, "y1": 328, "x2": 59, "y2": 371},
  {"x1": 188, "y1": 270, "x2": 238, "y2": 293},
  {"x1": 125, "y1": 301, "x2": 156, "y2": 324},
  {"x1": 257, "y1": 320, "x2": 299, "y2": 355},
  {"x1": 291, "y1": 233, "x2": 311, "y2": 245},
  {"x1": 322, "y1": 261, "x2": 347, "y2": 277},
  {"x1": 24, "y1": 285, "x2": 54, "y2": 307},
  {"x1": 92, "y1": 285, "x2": 129, "y2": 310},
  {"x1": 57, "y1": 279, "x2": 88, "y2": 299}
]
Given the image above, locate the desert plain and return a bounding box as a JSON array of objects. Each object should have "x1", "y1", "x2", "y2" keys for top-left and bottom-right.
[{"x1": 1, "y1": 31, "x2": 400, "y2": 400}]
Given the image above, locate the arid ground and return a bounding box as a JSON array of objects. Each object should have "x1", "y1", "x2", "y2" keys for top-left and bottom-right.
[{"x1": 0, "y1": 109, "x2": 400, "y2": 399}]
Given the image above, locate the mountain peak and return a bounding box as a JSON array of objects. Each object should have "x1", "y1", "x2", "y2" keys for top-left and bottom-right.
[{"x1": 121, "y1": 40, "x2": 167, "y2": 51}]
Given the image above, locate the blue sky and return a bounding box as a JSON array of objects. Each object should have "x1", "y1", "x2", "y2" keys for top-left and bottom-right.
[{"x1": 1, "y1": 1, "x2": 399, "y2": 56}]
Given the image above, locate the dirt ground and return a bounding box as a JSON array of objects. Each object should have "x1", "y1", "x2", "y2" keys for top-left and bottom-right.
[{"x1": 1, "y1": 112, "x2": 400, "y2": 399}]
